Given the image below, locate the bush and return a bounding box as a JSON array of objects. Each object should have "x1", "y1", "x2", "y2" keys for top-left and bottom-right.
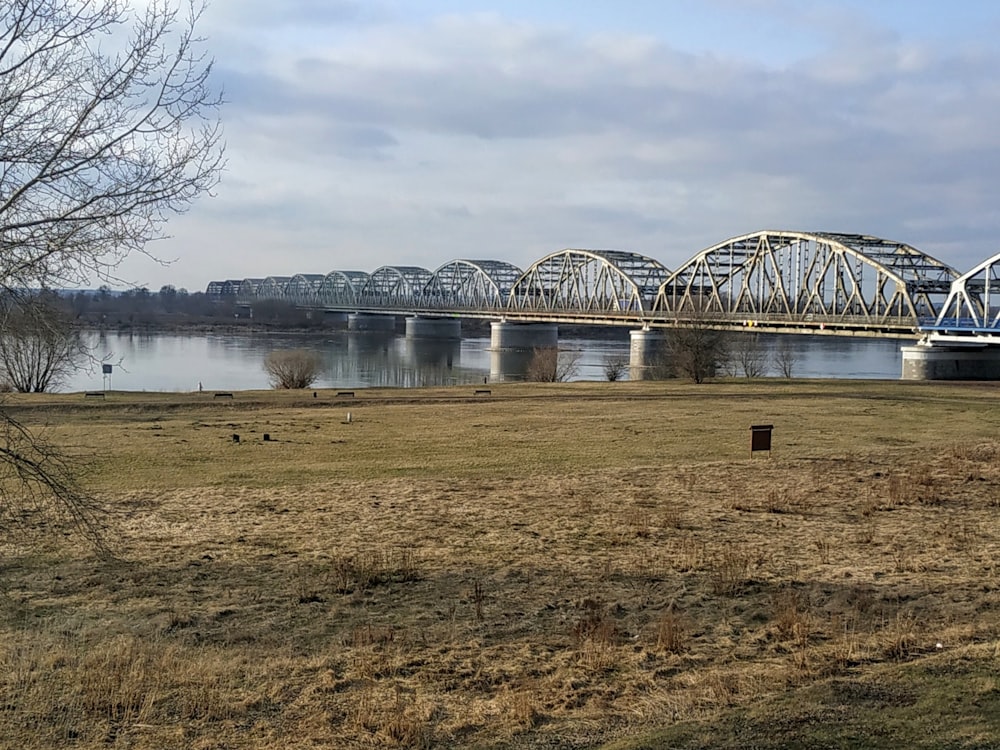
[
  {"x1": 525, "y1": 347, "x2": 580, "y2": 382},
  {"x1": 263, "y1": 349, "x2": 324, "y2": 389},
  {"x1": 603, "y1": 354, "x2": 628, "y2": 382}
]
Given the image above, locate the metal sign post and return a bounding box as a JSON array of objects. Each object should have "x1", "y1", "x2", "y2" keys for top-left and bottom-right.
[
  {"x1": 102, "y1": 363, "x2": 113, "y2": 392},
  {"x1": 750, "y1": 424, "x2": 773, "y2": 457}
]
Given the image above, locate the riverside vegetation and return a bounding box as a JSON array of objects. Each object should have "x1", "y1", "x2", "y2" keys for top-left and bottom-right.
[{"x1": 1, "y1": 380, "x2": 999, "y2": 748}]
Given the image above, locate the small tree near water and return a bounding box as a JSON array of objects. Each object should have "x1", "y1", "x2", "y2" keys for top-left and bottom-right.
[
  {"x1": 526, "y1": 347, "x2": 581, "y2": 382},
  {"x1": 603, "y1": 354, "x2": 628, "y2": 382},
  {"x1": 264, "y1": 350, "x2": 324, "y2": 389},
  {"x1": 0, "y1": 298, "x2": 81, "y2": 393}
]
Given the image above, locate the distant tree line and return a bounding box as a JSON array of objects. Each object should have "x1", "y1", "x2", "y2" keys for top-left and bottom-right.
[{"x1": 57, "y1": 286, "x2": 326, "y2": 330}]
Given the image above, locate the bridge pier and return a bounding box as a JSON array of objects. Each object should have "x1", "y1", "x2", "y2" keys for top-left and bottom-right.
[
  {"x1": 489, "y1": 321, "x2": 558, "y2": 351},
  {"x1": 348, "y1": 313, "x2": 396, "y2": 333},
  {"x1": 489, "y1": 321, "x2": 559, "y2": 382},
  {"x1": 405, "y1": 316, "x2": 461, "y2": 340},
  {"x1": 629, "y1": 328, "x2": 667, "y2": 380},
  {"x1": 323, "y1": 311, "x2": 350, "y2": 327},
  {"x1": 901, "y1": 343, "x2": 1000, "y2": 380}
]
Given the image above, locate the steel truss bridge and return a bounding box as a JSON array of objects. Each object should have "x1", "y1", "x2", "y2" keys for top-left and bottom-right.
[{"x1": 207, "y1": 230, "x2": 999, "y2": 339}]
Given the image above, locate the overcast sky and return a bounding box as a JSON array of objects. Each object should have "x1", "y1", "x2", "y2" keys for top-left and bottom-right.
[{"x1": 125, "y1": 0, "x2": 1000, "y2": 292}]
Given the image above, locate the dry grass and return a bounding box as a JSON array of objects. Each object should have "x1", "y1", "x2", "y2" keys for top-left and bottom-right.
[{"x1": 0, "y1": 380, "x2": 999, "y2": 748}]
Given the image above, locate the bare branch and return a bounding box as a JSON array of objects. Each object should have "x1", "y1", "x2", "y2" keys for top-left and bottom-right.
[
  {"x1": 526, "y1": 347, "x2": 581, "y2": 382},
  {"x1": 0, "y1": 0, "x2": 224, "y2": 291},
  {"x1": 0, "y1": 407, "x2": 107, "y2": 550}
]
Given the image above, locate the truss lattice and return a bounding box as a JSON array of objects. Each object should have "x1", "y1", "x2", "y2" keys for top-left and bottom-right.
[
  {"x1": 257, "y1": 276, "x2": 292, "y2": 301},
  {"x1": 929, "y1": 252, "x2": 1000, "y2": 331},
  {"x1": 424, "y1": 260, "x2": 523, "y2": 310},
  {"x1": 359, "y1": 266, "x2": 433, "y2": 307},
  {"x1": 316, "y1": 271, "x2": 369, "y2": 308},
  {"x1": 654, "y1": 231, "x2": 957, "y2": 325},
  {"x1": 206, "y1": 279, "x2": 242, "y2": 299},
  {"x1": 508, "y1": 249, "x2": 669, "y2": 315},
  {"x1": 286, "y1": 274, "x2": 325, "y2": 306},
  {"x1": 236, "y1": 278, "x2": 264, "y2": 303}
]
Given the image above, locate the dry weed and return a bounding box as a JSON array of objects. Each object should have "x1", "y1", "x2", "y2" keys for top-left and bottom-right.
[
  {"x1": 655, "y1": 605, "x2": 686, "y2": 654},
  {"x1": 708, "y1": 545, "x2": 755, "y2": 596},
  {"x1": 882, "y1": 610, "x2": 920, "y2": 661}
]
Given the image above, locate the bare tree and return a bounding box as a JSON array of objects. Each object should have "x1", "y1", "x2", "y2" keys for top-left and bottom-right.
[
  {"x1": 663, "y1": 302, "x2": 730, "y2": 384},
  {"x1": 264, "y1": 350, "x2": 325, "y2": 389},
  {"x1": 0, "y1": 0, "x2": 224, "y2": 293},
  {"x1": 730, "y1": 333, "x2": 767, "y2": 379},
  {"x1": 666, "y1": 326, "x2": 728, "y2": 383},
  {"x1": 602, "y1": 353, "x2": 628, "y2": 382},
  {"x1": 0, "y1": 0, "x2": 223, "y2": 545},
  {"x1": 774, "y1": 338, "x2": 798, "y2": 378},
  {"x1": 526, "y1": 347, "x2": 581, "y2": 382},
  {"x1": 0, "y1": 298, "x2": 81, "y2": 392}
]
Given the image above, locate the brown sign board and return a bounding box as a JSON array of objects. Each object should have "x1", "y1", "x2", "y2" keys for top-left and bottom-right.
[{"x1": 750, "y1": 424, "x2": 773, "y2": 456}]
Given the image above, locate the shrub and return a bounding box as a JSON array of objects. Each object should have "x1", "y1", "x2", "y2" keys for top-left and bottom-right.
[
  {"x1": 263, "y1": 349, "x2": 324, "y2": 389},
  {"x1": 525, "y1": 347, "x2": 580, "y2": 382}
]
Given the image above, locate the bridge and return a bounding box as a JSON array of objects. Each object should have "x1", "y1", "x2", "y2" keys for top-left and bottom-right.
[
  {"x1": 206, "y1": 230, "x2": 1000, "y2": 379},
  {"x1": 209, "y1": 230, "x2": 970, "y2": 337}
]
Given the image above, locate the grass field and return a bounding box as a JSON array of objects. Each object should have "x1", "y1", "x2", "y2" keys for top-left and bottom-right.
[{"x1": 1, "y1": 380, "x2": 999, "y2": 748}]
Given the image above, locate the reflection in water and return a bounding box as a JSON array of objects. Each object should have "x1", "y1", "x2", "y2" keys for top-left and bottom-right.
[
  {"x1": 64, "y1": 330, "x2": 916, "y2": 393},
  {"x1": 489, "y1": 349, "x2": 535, "y2": 383}
]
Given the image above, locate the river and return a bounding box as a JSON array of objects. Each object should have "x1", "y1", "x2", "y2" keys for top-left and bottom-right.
[{"x1": 62, "y1": 330, "x2": 914, "y2": 393}]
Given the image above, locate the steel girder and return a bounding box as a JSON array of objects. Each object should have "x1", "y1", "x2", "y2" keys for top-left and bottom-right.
[
  {"x1": 236, "y1": 278, "x2": 265, "y2": 303},
  {"x1": 258, "y1": 276, "x2": 292, "y2": 301},
  {"x1": 286, "y1": 274, "x2": 325, "y2": 306},
  {"x1": 424, "y1": 260, "x2": 523, "y2": 310},
  {"x1": 359, "y1": 266, "x2": 433, "y2": 307},
  {"x1": 932, "y1": 252, "x2": 1000, "y2": 329},
  {"x1": 206, "y1": 279, "x2": 242, "y2": 299},
  {"x1": 508, "y1": 249, "x2": 669, "y2": 315},
  {"x1": 654, "y1": 231, "x2": 958, "y2": 325},
  {"x1": 317, "y1": 271, "x2": 370, "y2": 308}
]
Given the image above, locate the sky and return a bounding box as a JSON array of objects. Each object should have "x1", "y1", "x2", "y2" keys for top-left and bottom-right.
[{"x1": 121, "y1": 0, "x2": 1000, "y2": 292}]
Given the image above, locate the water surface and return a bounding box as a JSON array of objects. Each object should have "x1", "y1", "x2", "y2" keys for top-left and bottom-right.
[{"x1": 66, "y1": 330, "x2": 912, "y2": 393}]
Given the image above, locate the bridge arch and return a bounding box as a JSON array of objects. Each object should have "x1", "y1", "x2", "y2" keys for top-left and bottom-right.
[
  {"x1": 206, "y1": 279, "x2": 242, "y2": 299},
  {"x1": 316, "y1": 271, "x2": 370, "y2": 308},
  {"x1": 258, "y1": 276, "x2": 292, "y2": 301},
  {"x1": 359, "y1": 266, "x2": 434, "y2": 307},
  {"x1": 654, "y1": 231, "x2": 958, "y2": 325},
  {"x1": 236, "y1": 278, "x2": 265, "y2": 303},
  {"x1": 508, "y1": 249, "x2": 670, "y2": 315},
  {"x1": 932, "y1": 252, "x2": 1000, "y2": 329},
  {"x1": 424, "y1": 260, "x2": 523, "y2": 310},
  {"x1": 286, "y1": 274, "x2": 325, "y2": 306}
]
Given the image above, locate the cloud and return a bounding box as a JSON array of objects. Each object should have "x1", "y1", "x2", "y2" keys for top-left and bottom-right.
[
  {"x1": 208, "y1": 0, "x2": 379, "y2": 29},
  {"x1": 142, "y1": 3, "x2": 1000, "y2": 291}
]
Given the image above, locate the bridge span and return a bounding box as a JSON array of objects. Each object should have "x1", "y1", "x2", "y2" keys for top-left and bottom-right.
[{"x1": 206, "y1": 230, "x2": 1000, "y2": 379}]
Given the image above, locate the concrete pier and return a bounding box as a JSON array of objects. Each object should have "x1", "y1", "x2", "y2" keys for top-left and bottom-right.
[
  {"x1": 901, "y1": 344, "x2": 1000, "y2": 380},
  {"x1": 405, "y1": 316, "x2": 461, "y2": 340},
  {"x1": 629, "y1": 328, "x2": 667, "y2": 381},
  {"x1": 347, "y1": 313, "x2": 396, "y2": 333},
  {"x1": 489, "y1": 321, "x2": 558, "y2": 351},
  {"x1": 488, "y1": 321, "x2": 559, "y2": 382},
  {"x1": 322, "y1": 311, "x2": 349, "y2": 327}
]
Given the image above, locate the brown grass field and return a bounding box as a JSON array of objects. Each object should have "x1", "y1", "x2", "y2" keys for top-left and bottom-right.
[{"x1": 1, "y1": 379, "x2": 999, "y2": 749}]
